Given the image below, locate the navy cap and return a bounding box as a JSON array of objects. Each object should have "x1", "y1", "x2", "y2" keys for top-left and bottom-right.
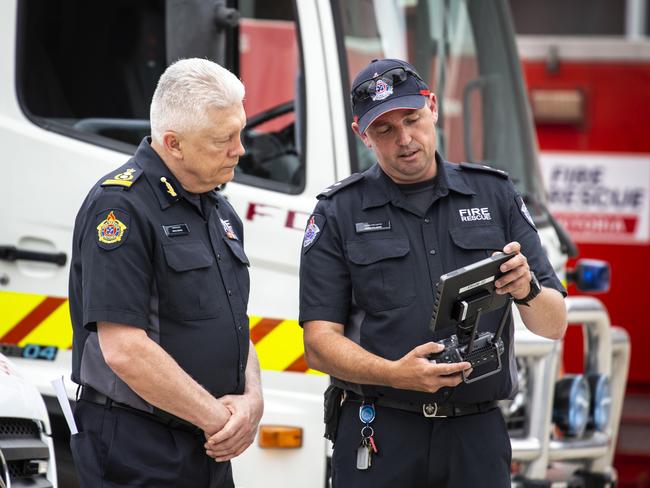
[{"x1": 351, "y1": 58, "x2": 430, "y2": 134}]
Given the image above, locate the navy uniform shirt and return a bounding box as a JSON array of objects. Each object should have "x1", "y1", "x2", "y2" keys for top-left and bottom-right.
[
  {"x1": 69, "y1": 138, "x2": 250, "y2": 414},
  {"x1": 299, "y1": 154, "x2": 565, "y2": 405}
]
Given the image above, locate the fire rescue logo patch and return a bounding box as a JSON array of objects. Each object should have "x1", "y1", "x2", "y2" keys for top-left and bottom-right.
[
  {"x1": 303, "y1": 214, "x2": 325, "y2": 252},
  {"x1": 372, "y1": 79, "x2": 393, "y2": 101},
  {"x1": 220, "y1": 218, "x2": 238, "y2": 240},
  {"x1": 459, "y1": 207, "x2": 491, "y2": 222},
  {"x1": 96, "y1": 209, "x2": 129, "y2": 250}
]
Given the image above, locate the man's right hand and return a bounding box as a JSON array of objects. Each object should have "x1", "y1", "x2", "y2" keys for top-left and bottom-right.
[
  {"x1": 387, "y1": 342, "x2": 471, "y2": 393},
  {"x1": 201, "y1": 400, "x2": 232, "y2": 437}
]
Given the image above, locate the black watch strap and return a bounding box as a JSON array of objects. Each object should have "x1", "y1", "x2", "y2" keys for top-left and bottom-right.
[{"x1": 514, "y1": 271, "x2": 542, "y2": 306}]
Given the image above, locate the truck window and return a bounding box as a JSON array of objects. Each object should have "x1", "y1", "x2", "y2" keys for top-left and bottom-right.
[
  {"x1": 16, "y1": 0, "x2": 165, "y2": 153},
  {"x1": 16, "y1": 0, "x2": 304, "y2": 194},
  {"x1": 235, "y1": 0, "x2": 305, "y2": 193},
  {"x1": 335, "y1": 0, "x2": 546, "y2": 208},
  {"x1": 509, "y1": 0, "x2": 625, "y2": 36}
]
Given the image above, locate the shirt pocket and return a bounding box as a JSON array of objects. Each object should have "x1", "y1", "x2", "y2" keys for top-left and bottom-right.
[
  {"x1": 448, "y1": 224, "x2": 507, "y2": 269},
  {"x1": 346, "y1": 237, "x2": 415, "y2": 312},
  {"x1": 162, "y1": 241, "x2": 220, "y2": 319},
  {"x1": 222, "y1": 236, "x2": 251, "y2": 300}
]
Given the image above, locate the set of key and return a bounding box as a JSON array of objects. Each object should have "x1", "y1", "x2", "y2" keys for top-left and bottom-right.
[{"x1": 356, "y1": 403, "x2": 379, "y2": 470}]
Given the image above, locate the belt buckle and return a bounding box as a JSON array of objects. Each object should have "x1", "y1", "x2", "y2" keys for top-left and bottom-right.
[{"x1": 422, "y1": 402, "x2": 446, "y2": 418}]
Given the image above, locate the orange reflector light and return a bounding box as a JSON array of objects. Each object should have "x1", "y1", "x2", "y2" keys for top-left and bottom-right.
[{"x1": 258, "y1": 425, "x2": 303, "y2": 449}]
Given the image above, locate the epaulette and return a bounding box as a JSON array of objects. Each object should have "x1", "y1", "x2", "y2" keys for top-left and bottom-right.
[
  {"x1": 459, "y1": 162, "x2": 508, "y2": 179},
  {"x1": 101, "y1": 167, "x2": 143, "y2": 190},
  {"x1": 317, "y1": 173, "x2": 364, "y2": 199}
]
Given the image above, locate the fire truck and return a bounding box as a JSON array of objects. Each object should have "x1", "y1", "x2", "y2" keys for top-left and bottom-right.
[
  {"x1": 0, "y1": 0, "x2": 630, "y2": 486},
  {"x1": 512, "y1": 0, "x2": 650, "y2": 484}
]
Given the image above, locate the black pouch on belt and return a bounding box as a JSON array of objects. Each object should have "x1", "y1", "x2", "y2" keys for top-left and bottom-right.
[{"x1": 323, "y1": 384, "x2": 344, "y2": 444}]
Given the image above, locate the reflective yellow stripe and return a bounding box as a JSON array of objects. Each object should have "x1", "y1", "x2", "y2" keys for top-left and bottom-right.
[
  {"x1": 19, "y1": 300, "x2": 73, "y2": 349},
  {"x1": 0, "y1": 291, "x2": 46, "y2": 337},
  {"x1": 254, "y1": 319, "x2": 303, "y2": 371},
  {"x1": 1, "y1": 292, "x2": 318, "y2": 374}
]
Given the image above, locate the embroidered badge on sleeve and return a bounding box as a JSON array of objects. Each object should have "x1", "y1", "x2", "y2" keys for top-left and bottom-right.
[
  {"x1": 96, "y1": 209, "x2": 130, "y2": 250},
  {"x1": 303, "y1": 214, "x2": 326, "y2": 253},
  {"x1": 517, "y1": 195, "x2": 537, "y2": 231}
]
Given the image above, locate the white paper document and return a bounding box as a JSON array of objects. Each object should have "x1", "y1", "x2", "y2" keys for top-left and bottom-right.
[{"x1": 51, "y1": 376, "x2": 78, "y2": 435}]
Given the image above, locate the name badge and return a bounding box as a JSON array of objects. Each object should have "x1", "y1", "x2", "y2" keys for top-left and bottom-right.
[
  {"x1": 163, "y1": 223, "x2": 190, "y2": 237},
  {"x1": 355, "y1": 221, "x2": 391, "y2": 233}
]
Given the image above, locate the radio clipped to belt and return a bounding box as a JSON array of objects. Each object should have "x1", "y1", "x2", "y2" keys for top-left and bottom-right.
[{"x1": 323, "y1": 384, "x2": 344, "y2": 443}]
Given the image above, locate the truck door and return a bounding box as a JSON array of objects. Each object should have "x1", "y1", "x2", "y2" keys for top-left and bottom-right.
[{"x1": 4, "y1": 0, "x2": 334, "y2": 486}]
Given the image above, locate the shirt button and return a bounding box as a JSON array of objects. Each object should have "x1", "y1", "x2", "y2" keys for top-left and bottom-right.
[
  {"x1": 429, "y1": 249, "x2": 436, "y2": 255},
  {"x1": 217, "y1": 253, "x2": 222, "y2": 261},
  {"x1": 424, "y1": 218, "x2": 430, "y2": 224},
  {"x1": 227, "y1": 289, "x2": 232, "y2": 296}
]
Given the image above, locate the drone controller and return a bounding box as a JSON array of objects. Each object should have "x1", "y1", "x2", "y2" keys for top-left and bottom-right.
[
  {"x1": 428, "y1": 288, "x2": 513, "y2": 384},
  {"x1": 428, "y1": 330, "x2": 505, "y2": 384}
]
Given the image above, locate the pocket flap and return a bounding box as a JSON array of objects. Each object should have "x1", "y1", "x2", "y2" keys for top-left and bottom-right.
[
  {"x1": 163, "y1": 241, "x2": 214, "y2": 271},
  {"x1": 346, "y1": 237, "x2": 410, "y2": 265},
  {"x1": 449, "y1": 225, "x2": 506, "y2": 251},
  {"x1": 223, "y1": 236, "x2": 250, "y2": 266}
]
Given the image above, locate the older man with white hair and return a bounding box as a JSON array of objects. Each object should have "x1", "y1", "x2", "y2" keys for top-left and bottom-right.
[{"x1": 68, "y1": 58, "x2": 262, "y2": 487}]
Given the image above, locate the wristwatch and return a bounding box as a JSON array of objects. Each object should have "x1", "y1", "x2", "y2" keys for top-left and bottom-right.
[{"x1": 514, "y1": 271, "x2": 542, "y2": 306}]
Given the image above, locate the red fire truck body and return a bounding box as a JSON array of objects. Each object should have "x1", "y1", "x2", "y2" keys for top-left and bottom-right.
[{"x1": 518, "y1": 32, "x2": 650, "y2": 486}]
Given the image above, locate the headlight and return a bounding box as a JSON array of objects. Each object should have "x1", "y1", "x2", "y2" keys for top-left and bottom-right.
[
  {"x1": 553, "y1": 374, "x2": 591, "y2": 437},
  {"x1": 588, "y1": 373, "x2": 611, "y2": 432}
]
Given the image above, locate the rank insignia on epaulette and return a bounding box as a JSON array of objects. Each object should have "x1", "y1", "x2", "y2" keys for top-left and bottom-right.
[
  {"x1": 317, "y1": 173, "x2": 364, "y2": 199},
  {"x1": 96, "y1": 209, "x2": 130, "y2": 250},
  {"x1": 459, "y1": 162, "x2": 508, "y2": 179},
  {"x1": 101, "y1": 168, "x2": 142, "y2": 188}
]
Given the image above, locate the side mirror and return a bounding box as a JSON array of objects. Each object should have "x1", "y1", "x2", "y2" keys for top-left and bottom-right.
[{"x1": 567, "y1": 259, "x2": 610, "y2": 293}]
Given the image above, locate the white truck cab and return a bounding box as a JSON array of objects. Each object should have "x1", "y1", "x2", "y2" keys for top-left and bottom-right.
[{"x1": 0, "y1": 0, "x2": 628, "y2": 486}]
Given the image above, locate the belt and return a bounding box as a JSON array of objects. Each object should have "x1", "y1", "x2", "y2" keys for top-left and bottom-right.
[
  {"x1": 79, "y1": 386, "x2": 201, "y2": 434},
  {"x1": 344, "y1": 391, "x2": 498, "y2": 418}
]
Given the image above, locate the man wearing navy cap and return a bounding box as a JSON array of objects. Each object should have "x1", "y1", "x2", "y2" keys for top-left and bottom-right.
[{"x1": 299, "y1": 59, "x2": 567, "y2": 487}]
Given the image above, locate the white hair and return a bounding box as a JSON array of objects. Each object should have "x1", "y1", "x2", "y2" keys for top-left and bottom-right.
[{"x1": 150, "y1": 58, "x2": 245, "y2": 143}]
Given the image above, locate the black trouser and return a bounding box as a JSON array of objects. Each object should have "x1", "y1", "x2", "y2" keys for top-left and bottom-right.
[
  {"x1": 331, "y1": 402, "x2": 512, "y2": 488},
  {"x1": 71, "y1": 399, "x2": 234, "y2": 488}
]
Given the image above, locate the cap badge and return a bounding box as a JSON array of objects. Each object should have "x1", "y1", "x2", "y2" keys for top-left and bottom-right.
[{"x1": 371, "y1": 79, "x2": 393, "y2": 101}]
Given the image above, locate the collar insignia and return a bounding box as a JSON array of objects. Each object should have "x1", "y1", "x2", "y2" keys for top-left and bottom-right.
[
  {"x1": 160, "y1": 176, "x2": 178, "y2": 198},
  {"x1": 220, "y1": 218, "x2": 238, "y2": 240}
]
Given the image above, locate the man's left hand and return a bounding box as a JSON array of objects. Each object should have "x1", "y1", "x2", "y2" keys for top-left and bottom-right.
[
  {"x1": 494, "y1": 241, "x2": 531, "y2": 300},
  {"x1": 203, "y1": 391, "x2": 264, "y2": 462}
]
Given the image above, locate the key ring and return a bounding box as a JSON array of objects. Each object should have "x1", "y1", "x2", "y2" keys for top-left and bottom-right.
[{"x1": 360, "y1": 425, "x2": 374, "y2": 438}]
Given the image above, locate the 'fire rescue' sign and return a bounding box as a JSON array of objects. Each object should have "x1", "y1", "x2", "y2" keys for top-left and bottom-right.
[{"x1": 540, "y1": 153, "x2": 650, "y2": 245}]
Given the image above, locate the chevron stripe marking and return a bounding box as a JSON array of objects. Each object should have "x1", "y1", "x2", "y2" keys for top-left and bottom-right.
[
  {"x1": 250, "y1": 318, "x2": 283, "y2": 344},
  {"x1": 285, "y1": 354, "x2": 309, "y2": 372},
  {"x1": 0, "y1": 296, "x2": 67, "y2": 344}
]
